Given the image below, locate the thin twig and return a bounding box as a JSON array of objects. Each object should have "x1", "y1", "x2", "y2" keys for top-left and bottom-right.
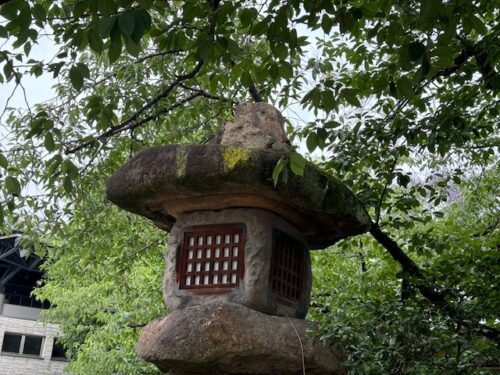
[
  {"x1": 287, "y1": 317, "x2": 306, "y2": 375},
  {"x1": 179, "y1": 83, "x2": 234, "y2": 102},
  {"x1": 375, "y1": 156, "x2": 398, "y2": 225}
]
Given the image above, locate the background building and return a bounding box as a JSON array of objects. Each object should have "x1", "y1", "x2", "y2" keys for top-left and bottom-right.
[{"x1": 0, "y1": 234, "x2": 67, "y2": 374}]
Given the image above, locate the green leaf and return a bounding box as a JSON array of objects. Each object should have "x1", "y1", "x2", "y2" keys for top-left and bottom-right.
[
  {"x1": 322, "y1": 90, "x2": 336, "y2": 111},
  {"x1": 3, "y1": 60, "x2": 13, "y2": 79},
  {"x1": 97, "y1": 0, "x2": 117, "y2": 16},
  {"x1": 0, "y1": 0, "x2": 22, "y2": 20},
  {"x1": 321, "y1": 14, "x2": 333, "y2": 34},
  {"x1": 125, "y1": 37, "x2": 140, "y2": 56},
  {"x1": 421, "y1": 57, "x2": 431, "y2": 76},
  {"x1": 462, "y1": 16, "x2": 473, "y2": 35},
  {"x1": 17, "y1": 5, "x2": 31, "y2": 30},
  {"x1": 250, "y1": 19, "x2": 268, "y2": 35},
  {"x1": 306, "y1": 132, "x2": 318, "y2": 153},
  {"x1": 31, "y1": 4, "x2": 46, "y2": 22},
  {"x1": 398, "y1": 44, "x2": 412, "y2": 69},
  {"x1": 239, "y1": 8, "x2": 257, "y2": 28},
  {"x1": 76, "y1": 63, "x2": 90, "y2": 78},
  {"x1": 397, "y1": 77, "x2": 414, "y2": 97},
  {"x1": 279, "y1": 62, "x2": 293, "y2": 80},
  {"x1": 343, "y1": 91, "x2": 361, "y2": 107},
  {"x1": 0, "y1": 152, "x2": 7, "y2": 169},
  {"x1": 5, "y1": 176, "x2": 21, "y2": 196},
  {"x1": 63, "y1": 175, "x2": 73, "y2": 194},
  {"x1": 268, "y1": 63, "x2": 279, "y2": 79},
  {"x1": 88, "y1": 27, "x2": 103, "y2": 53},
  {"x1": 349, "y1": 7, "x2": 363, "y2": 20},
  {"x1": 69, "y1": 65, "x2": 84, "y2": 91},
  {"x1": 227, "y1": 38, "x2": 241, "y2": 56},
  {"x1": 317, "y1": 128, "x2": 328, "y2": 149},
  {"x1": 470, "y1": 15, "x2": 487, "y2": 34},
  {"x1": 30, "y1": 64, "x2": 43, "y2": 77},
  {"x1": 119, "y1": 11, "x2": 135, "y2": 37},
  {"x1": 138, "y1": 0, "x2": 153, "y2": 8},
  {"x1": 99, "y1": 16, "x2": 116, "y2": 38},
  {"x1": 272, "y1": 158, "x2": 285, "y2": 187},
  {"x1": 131, "y1": 9, "x2": 151, "y2": 43},
  {"x1": 23, "y1": 41, "x2": 31, "y2": 56},
  {"x1": 336, "y1": 7, "x2": 353, "y2": 34},
  {"x1": 289, "y1": 152, "x2": 306, "y2": 176},
  {"x1": 270, "y1": 42, "x2": 288, "y2": 59},
  {"x1": 44, "y1": 132, "x2": 56, "y2": 152},
  {"x1": 397, "y1": 174, "x2": 411, "y2": 188},
  {"x1": 62, "y1": 159, "x2": 79, "y2": 180},
  {"x1": 108, "y1": 23, "x2": 123, "y2": 63},
  {"x1": 420, "y1": 0, "x2": 441, "y2": 19},
  {"x1": 408, "y1": 41, "x2": 426, "y2": 61}
]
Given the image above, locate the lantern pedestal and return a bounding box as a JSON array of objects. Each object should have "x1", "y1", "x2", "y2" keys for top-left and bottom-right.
[{"x1": 136, "y1": 302, "x2": 346, "y2": 375}]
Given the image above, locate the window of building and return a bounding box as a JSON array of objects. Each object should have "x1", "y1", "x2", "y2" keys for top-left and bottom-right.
[
  {"x1": 1, "y1": 333, "x2": 21, "y2": 353},
  {"x1": 51, "y1": 338, "x2": 68, "y2": 361},
  {"x1": 269, "y1": 230, "x2": 306, "y2": 302},
  {"x1": 178, "y1": 224, "x2": 245, "y2": 289},
  {"x1": 1, "y1": 333, "x2": 44, "y2": 357}
]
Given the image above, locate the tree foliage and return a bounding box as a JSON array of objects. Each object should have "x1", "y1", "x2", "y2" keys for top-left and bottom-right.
[
  {"x1": 0, "y1": 0, "x2": 498, "y2": 373},
  {"x1": 311, "y1": 171, "x2": 500, "y2": 373},
  {"x1": 35, "y1": 192, "x2": 165, "y2": 374}
]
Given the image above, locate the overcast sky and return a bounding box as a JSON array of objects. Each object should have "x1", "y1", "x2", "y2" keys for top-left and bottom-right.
[{"x1": 0, "y1": 35, "x2": 58, "y2": 115}]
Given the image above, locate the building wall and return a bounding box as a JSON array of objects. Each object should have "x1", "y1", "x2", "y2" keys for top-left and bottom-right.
[
  {"x1": 0, "y1": 312, "x2": 67, "y2": 375},
  {"x1": 2, "y1": 303, "x2": 43, "y2": 321}
]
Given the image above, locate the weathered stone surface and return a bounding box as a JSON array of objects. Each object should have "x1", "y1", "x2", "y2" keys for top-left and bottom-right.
[
  {"x1": 163, "y1": 208, "x2": 311, "y2": 318},
  {"x1": 136, "y1": 302, "x2": 346, "y2": 375},
  {"x1": 219, "y1": 103, "x2": 290, "y2": 151},
  {"x1": 106, "y1": 144, "x2": 371, "y2": 249}
]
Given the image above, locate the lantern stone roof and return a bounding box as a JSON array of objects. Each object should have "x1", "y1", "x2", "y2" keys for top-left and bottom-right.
[{"x1": 106, "y1": 143, "x2": 371, "y2": 249}]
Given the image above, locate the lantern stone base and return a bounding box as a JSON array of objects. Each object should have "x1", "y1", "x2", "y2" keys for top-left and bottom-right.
[{"x1": 136, "y1": 302, "x2": 346, "y2": 375}]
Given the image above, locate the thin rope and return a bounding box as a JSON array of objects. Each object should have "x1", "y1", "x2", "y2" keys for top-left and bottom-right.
[{"x1": 288, "y1": 317, "x2": 306, "y2": 375}]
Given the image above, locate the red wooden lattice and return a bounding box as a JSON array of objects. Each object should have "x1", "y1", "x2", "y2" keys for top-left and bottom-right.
[
  {"x1": 178, "y1": 224, "x2": 245, "y2": 289},
  {"x1": 269, "y1": 230, "x2": 305, "y2": 301}
]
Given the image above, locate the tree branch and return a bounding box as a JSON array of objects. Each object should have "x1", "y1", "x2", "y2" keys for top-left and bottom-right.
[
  {"x1": 457, "y1": 35, "x2": 498, "y2": 92},
  {"x1": 249, "y1": 83, "x2": 263, "y2": 102},
  {"x1": 65, "y1": 91, "x2": 214, "y2": 154},
  {"x1": 64, "y1": 59, "x2": 204, "y2": 154},
  {"x1": 369, "y1": 222, "x2": 500, "y2": 343},
  {"x1": 433, "y1": 44, "x2": 474, "y2": 79},
  {"x1": 132, "y1": 49, "x2": 184, "y2": 65},
  {"x1": 381, "y1": 33, "x2": 497, "y2": 128},
  {"x1": 179, "y1": 83, "x2": 234, "y2": 102}
]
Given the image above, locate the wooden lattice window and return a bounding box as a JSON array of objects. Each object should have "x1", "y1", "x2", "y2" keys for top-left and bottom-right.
[
  {"x1": 269, "y1": 230, "x2": 305, "y2": 301},
  {"x1": 178, "y1": 224, "x2": 245, "y2": 289}
]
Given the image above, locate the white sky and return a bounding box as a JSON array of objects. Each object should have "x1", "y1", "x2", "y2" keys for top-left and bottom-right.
[{"x1": 0, "y1": 35, "x2": 58, "y2": 116}]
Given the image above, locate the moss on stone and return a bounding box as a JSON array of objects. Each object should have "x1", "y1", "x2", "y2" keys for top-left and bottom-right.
[{"x1": 223, "y1": 147, "x2": 250, "y2": 171}]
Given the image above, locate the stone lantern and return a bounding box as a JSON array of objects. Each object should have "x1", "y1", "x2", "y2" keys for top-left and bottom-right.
[{"x1": 107, "y1": 103, "x2": 370, "y2": 375}]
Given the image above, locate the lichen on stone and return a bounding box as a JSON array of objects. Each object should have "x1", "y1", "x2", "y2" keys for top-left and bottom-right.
[
  {"x1": 175, "y1": 146, "x2": 189, "y2": 179},
  {"x1": 223, "y1": 147, "x2": 250, "y2": 171}
]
